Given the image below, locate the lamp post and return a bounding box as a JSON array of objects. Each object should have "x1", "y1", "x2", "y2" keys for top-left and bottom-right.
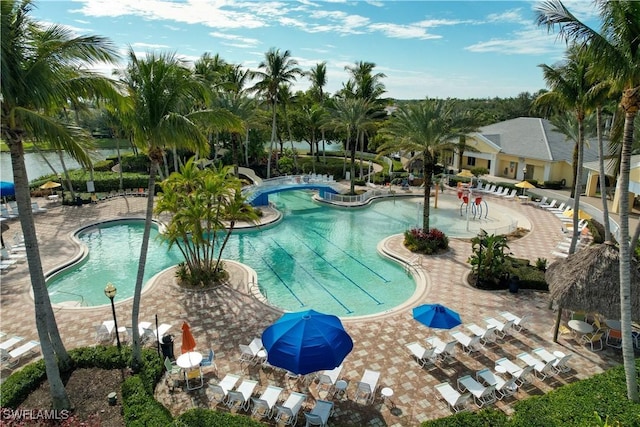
[
  {"x1": 104, "y1": 283, "x2": 121, "y2": 350},
  {"x1": 522, "y1": 166, "x2": 527, "y2": 180},
  {"x1": 476, "y1": 229, "x2": 487, "y2": 288}
]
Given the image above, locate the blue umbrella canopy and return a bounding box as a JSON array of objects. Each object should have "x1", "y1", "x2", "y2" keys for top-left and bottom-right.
[
  {"x1": 413, "y1": 303, "x2": 462, "y2": 329},
  {"x1": 0, "y1": 181, "x2": 15, "y2": 197},
  {"x1": 261, "y1": 309, "x2": 354, "y2": 375}
]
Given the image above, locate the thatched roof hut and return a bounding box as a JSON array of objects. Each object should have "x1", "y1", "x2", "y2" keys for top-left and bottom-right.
[{"x1": 546, "y1": 242, "x2": 640, "y2": 320}]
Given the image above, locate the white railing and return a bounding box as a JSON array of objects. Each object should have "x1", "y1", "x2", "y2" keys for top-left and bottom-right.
[{"x1": 321, "y1": 188, "x2": 393, "y2": 204}]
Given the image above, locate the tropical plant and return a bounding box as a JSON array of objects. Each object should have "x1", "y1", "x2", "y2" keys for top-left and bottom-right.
[
  {"x1": 403, "y1": 228, "x2": 449, "y2": 255},
  {"x1": 468, "y1": 232, "x2": 511, "y2": 288},
  {"x1": 0, "y1": 0, "x2": 121, "y2": 409},
  {"x1": 155, "y1": 158, "x2": 258, "y2": 286},
  {"x1": 252, "y1": 48, "x2": 302, "y2": 178},
  {"x1": 117, "y1": 49, "x2": 241, "y2": 371},
  {"x1": 377, "y1": 99, "x2": 477, "y2": 232},
  {"x1": 536, "y1": 0, "x2": 640, "y2": 402}
]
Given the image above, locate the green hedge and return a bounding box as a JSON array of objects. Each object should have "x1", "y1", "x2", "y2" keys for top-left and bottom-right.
[
  {"x1": 174, "y1": 408, "x2": 266, "y2": 426},
  {"x1": 122, "y1": 376, "x2": 172, "y2": 426},
  {"x1": 422, "y1": 360, "x2": 640, "y2": 427}
]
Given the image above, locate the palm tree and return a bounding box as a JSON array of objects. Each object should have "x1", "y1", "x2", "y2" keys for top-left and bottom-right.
[
  {"x1": 307, "y1": 62, "x2": 329, "y2": 162},
  {"x1": 534, "y1": 45, "x2": 598, "y2": 254},
  {"x1": 118, "y1": 49, "x2": 241, "y2": 370},
  {"x1": 327, "y1": 98, "x2": 376, "y2": 194},
  {"x1": 252, "y1": 48, "x2": 302, "y2": 178},
  {"x1": 377, "y1": 99, "x2": 473, "y2": 232},
  {"x1": 536, "y1": 0, "x2": 640, "y2": 402},
  {"x1": 1, "y1": 0, "x2": 120, "y2": 409}
]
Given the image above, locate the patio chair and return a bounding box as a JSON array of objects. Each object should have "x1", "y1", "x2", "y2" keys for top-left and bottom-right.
[
  {"x1": 540, "y1": 199, "x2": 557, "y2": 209},
  {"x1": 316, "y1": 364, "x2": 343, "y2": 397},
  {"x1": 606, "y1": 328, "x2": 622, "y2": 349},
  {"x1": 200, "y1": 348, "x2": 217, "y2": 374},
  {"x1": 533, "y1": 196, "x2": 548, "y2": 207},
  {"x1": 512, "y1": 365, "x2": 535, "y2": 386},
  {"x1": 185, "y1": 366, "x2": 204, "y2": 391},
  {"x1": 0, "y1": 248, "x2": 26, "y2": 263},
  {"x1": 457, "y1": 374, "x2": 496, "y2": 408},
  {"x1": 164, "y1": 357, "x2": 181, "y2": 377},
  {"x1": 517, "y1": 352, "x2": 556, "y2": 380},
  {"x1": 581, "y1": 328, "x2": 604, "y2": 351},
  {"x1": 251, "y1": 385, "x2": 283, "y2": 419},
  {"x1": 476, "y1": 368, "x2": 517, "y2": 400},
  {"x1": 31, "y1": 202, "x2": 48, "y2": 213},
  {"x1": 303, "y1": 399, "x2": 333, "y2": 427},
  {"x1": 552, "y1": 353, "x2": 572, "y2": 373},
  {"x1": 406, "y1": 342, "x2": 437, "y2": 367},
  {"x1": 426, "y1": 336, "x2": 457, "y2": 363},
  {"x1": 434, "y1": 382, "x2": 471, "y2": 413},
  {"x1": 226, "y1": 379, "x2": 258, "y2": 411},
  {"x1": 274, "y1": 392, "x2": 306, "y2": 426},
  {"x1": 502, "y1": 188, "x2": 518, "y2": 199},
  {"x1": 95, "y1": 321, "x2": 115, "y2": 344},
  {"x1": 208, "y1": 373, "x2": 240, "y2": 405}
]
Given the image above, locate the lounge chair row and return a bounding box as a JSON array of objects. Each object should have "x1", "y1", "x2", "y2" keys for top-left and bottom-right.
[
  {"x1": 208, "y1": 372, "x2": 332, "y2": 426},
  {"x1": 1, "y1": 201, "x2": 48, "y2": 219},
  {"x1": 95, "y1": 320, "x2": 172, "y2": 346}
]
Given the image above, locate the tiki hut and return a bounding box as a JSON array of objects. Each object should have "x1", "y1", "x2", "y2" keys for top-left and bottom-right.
[{"x1": 546, "y1": 242, "x2": 640, "y2": 341}]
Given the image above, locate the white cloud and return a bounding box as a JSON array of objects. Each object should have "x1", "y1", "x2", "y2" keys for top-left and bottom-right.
[
  {"x1": 466, "y1": 26, "x2": 566, "y2": 56},
  {"x1": 368, "y1": 22, "x2": 442, "y2": 40},
  {"x1": 209, "y1": 31, "x2": 260, "y2": 47},
  {"x1": 131, "y1": 42, "x2": 170, "y2": 49}
]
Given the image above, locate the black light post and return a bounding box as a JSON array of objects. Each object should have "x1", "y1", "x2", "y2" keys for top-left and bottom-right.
[
  {"x1": 476, "y1": 230, "x2": 487, "y2": 288},
  {"x1": 104, "y1": 283, "x2": 121, "y2": 350}
]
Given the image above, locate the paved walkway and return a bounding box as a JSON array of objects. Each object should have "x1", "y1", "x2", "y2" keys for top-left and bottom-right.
[{"x1": 0, "y1": 190, "x2": 629, "y2": 426}]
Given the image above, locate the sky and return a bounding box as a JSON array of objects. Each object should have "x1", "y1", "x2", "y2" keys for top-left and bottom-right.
[{"x1": 32, "y1": 0, "x2": 601, "y2": 100}]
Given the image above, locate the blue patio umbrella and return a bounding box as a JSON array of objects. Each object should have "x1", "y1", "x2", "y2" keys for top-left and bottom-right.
[
  {"x1": 261, "y1": 309, "x2": 354, "y2": 375},
  {"x1": 0, "y1": 181, "x2": 15, "y2": 197},
  {"x1": 413, "y1": 303, "x2": 462, "y2": 329}
]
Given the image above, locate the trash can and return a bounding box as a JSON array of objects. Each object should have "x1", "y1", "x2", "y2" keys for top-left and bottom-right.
[
  {"x1": 75, "y1": 196, "x2": 83, "y2": 206},
  {"x1": 161, "y1": 334, "x2": 175, "y2": 360},
  {"x1": 508, "y1": 275, "x2": 520, "y2": 294}
]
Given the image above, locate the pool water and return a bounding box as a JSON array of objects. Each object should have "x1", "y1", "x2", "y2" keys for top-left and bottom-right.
[{"x1": 47, "y1": 191, "x2": 463, "y2": 315}]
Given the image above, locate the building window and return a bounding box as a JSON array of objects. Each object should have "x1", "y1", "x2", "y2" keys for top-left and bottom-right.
[{"x1": 467, "y1": 157, "x2": 476, "y2": 166}]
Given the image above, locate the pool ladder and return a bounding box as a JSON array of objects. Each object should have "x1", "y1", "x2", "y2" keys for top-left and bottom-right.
[
  {"x1": 55, "y1": 290, "x2": 87, "y2": 307},
  {"x1": 405, "y1": 255, "x2": 424, "y2": 274}
]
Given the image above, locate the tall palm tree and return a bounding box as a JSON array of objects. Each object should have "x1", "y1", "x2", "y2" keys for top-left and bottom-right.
[
  {"x1": 1, "y1": 0, "x2": 120, "y2": 409},
  {"x1": 327, "y1": 98, "x2": 376, "y2": 194},
  {"x1": 377, "y1": 99, "x2": 472, "y2": 232},
  {"x1": 534, "y1": 45, "x2": 598, "y2": 254},
  {"x1": 118, "y1": 49, "x2": 241, "y2": 370},
  {"x1": 252, "y1": 48, "x2": 302, "y2": 178},
  {"x1": 307, "y1": 62, "x2": 329, "y2": 161},
  {"x1": 536, "y1": 0, "x2": 640, "y2": 402}
]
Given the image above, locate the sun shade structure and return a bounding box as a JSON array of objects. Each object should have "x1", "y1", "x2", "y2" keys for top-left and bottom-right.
[
  {"x1": 515, "y1": 180, "x2": 535, "y2": 196},
  {"x1": 413, "y1": 303, "x2": 462, "y2": 329},
  {"x1": 39, "y1": 181, "x2": 62, "y2": 190},
  {"x1": 546, "y1": 242, "x2": 640, "y2": 341},
  {"x1": 261, "y1": 309, "x2": 354, "y2": 375},
  {"x1": 456, "y1": 170, "x2": 474, "y2": 178},
  {"x1": 181, "y1": 321, "x2": 196, "y2": 354},
  {"x1": 0, "y1": 181, "x2": 15, "y2": 197}
]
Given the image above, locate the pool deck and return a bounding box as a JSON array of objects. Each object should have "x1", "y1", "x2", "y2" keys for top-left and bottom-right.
[{"x1": 0, "y1": 187, "x2": 632, "y2": 426}]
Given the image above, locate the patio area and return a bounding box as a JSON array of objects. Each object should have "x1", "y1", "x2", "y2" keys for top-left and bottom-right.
[{"x1": 0, "y1": 189, "x2": 628, "y2": 426}]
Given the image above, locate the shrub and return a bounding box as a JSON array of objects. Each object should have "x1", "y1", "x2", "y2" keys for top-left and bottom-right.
[
  {"x1": 422, "y1": 408, "x2": 509, "y2": 427},
  {"x1": 122, "y1": 376, "x2": 172, "y2": 426},
  {"x1": 404, "y1": 228, "x2": 449, "y2": 254},
  {"x1": 174, "y1": 408, "x2": 266, "y2": 426}
]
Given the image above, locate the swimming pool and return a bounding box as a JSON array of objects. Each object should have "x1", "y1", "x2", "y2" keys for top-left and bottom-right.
[{"x1": 47, "y1": 190, "x2": 515, "y2": 315}]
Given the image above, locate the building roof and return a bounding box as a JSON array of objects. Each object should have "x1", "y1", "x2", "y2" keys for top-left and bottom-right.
[{"x1": 476, "y1": 117, "x2": 601, "y2": 163}]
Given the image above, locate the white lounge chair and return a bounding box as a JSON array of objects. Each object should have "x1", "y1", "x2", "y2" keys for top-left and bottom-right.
[
  {"x1": 457, "y1": 374, "x2": 496, "y2": 408},
  {"x1": 434, "y1": 382, "x2": 471, "y2": 413},
  {"x1": 476, "y1": 368, "x2": 517, "y2": 399},
  {"x1": 533, "y1": 196, "x2": 548, "y2": 207},
  {"x1": 501, "y1": 188, "x2": 518, "y2": 199},
  {"x1": 209, "y1": 373, "x2": 240, "y2": 404},
  {"x1": 95, "y1": 320, "x2": 115, "y2": 344},
  {"x1": 426, "y1": 336, "x2": 457, "y2": 363},
  {"x1": 153, "y1": 323, "x2": 172, "y2": 342},
  {"x1": 0, "y1": 248, "x2": 25, "y2": 263},
  {"x1": 274, "y1": 392, "x2": 306, "y2": 425},
  {"x1": 355, "y1": 369, "x2": 380, "y2": 404},
  {"x1": 316, "y1": 364, "x2": 343, "y2": 397},
  {"x1": 303, "y1": 399, "x2": 333, "y2": 427},
  {"x1": 31, "y1": 202, "x2": 48, "y2": 213},
  {"x1": 485, "y1": 317, "x2": 515, "y2": 339},
  {"x1": 226, "y1": 379, "x2": 258, "y2": 411},
  {"x1": 0, "y1": 336, "x2": 24, "y2": 352},
  {"x1": 251, "y1": 385, "x2": 283, "y2": 419},
  {"x1": 5, "y1": 340, "x2": 39, "y2": 367},
  {"x1": 540, "y1": 199, "x2": 557, "y2": 209},
  {"x1": 517, "y1": 352, "x2": 556, "y2": 380},
  {"x1": 406, "y1": 342, "x2": 437, "y2": 367},
  {"x1": 466, "y1": 324, "x2": 497, "y2": 346},
  {"x1": 450, "y1": 331, "x2": 482, "y2": 354},
  {"x1": 499, "y1": 312, "x2": 531, "y2": 332}
]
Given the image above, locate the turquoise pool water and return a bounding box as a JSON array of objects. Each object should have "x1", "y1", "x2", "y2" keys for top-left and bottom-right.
[{"x1": 47, "y1": 191, "x2": 461, "y2": 315}]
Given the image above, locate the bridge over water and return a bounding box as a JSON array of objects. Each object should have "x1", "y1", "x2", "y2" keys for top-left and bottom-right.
[{"x1": 243, "y1": 174, "x2": 341, "y2": 206}]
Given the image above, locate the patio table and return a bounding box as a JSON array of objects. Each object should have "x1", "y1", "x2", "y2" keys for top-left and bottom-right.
[
  {"x1": 568, "y1": 320, "x2": 593, "y2": 335},
  {"x1": 177, "y1": 351, "x2": 202, "y2": 369}
]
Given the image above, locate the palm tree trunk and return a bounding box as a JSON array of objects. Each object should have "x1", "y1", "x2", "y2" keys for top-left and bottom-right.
[
  {"x1": 570, "y1": 142, "x2": 578, "y2": 198},
  {"x1": 618, "y1": 88, "x2": 639, "y2": 402},
  {"x1": 232, "y1": 133, "x2": 240, "y2": 176},
  {"x1": 267, "y1": 100, "x2": 277, "y2": 178},
  {"x1": 58, "y1": 150, "x2": 75, "y2": 199},
  {"x1": 172, "y1": 147, "x2": 179, "y2": 173},
  {"x1": 350, "y1": 132, "x2": 357, "y2": 194},
  {"x1": 8, "y1": 139, "x2": 71, "y2": 409},
  {"x1": 596, "y1": 107, "x2": 612, "y2": 241},
  {"x1": 32, "y1": 144, "x2": 59, "y2": 177},
  {"x1": 569, "y1": 115, "x2": 584, "y2": 254},
  {"x1": 244, "y1": 128, "x2": 250, "y2": 167},
  {"x1": 422, "y1": 151, "x2": 434, "y2": 232},
  {"x1": 130, "y1": 153, "x2": 160, "y2": 372},
  {"x1": 117, "y1": 138, "x2": 123, "y2": 191}
]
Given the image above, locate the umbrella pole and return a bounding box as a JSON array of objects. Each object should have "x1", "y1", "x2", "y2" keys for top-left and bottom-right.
[
  {"x1": 155, "y1": 314, "x2": 160, "y2": 356},
  {"x1": 553, "y1": 306, "x2": 562, "y2": 343}
]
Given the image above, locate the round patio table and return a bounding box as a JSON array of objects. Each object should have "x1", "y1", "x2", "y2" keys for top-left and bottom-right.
[
  {"x1": 605, "y1": 320, "x2": 621, "y2": 330},
  {"x1": 568, "y1": 320, "x2": 593, "y2": 335},
  {"x1": 176, "y1": 351, "x2": 202, "y2": 369}
]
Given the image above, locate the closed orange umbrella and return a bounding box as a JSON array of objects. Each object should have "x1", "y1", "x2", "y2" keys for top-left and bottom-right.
[{"x1": 181, "y1": 321, "x2": 196, "y2": 354}]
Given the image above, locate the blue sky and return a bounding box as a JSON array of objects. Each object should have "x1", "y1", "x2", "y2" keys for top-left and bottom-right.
[{"x1": 33, "y1": 0, "x2": 600, "y2": 99}]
